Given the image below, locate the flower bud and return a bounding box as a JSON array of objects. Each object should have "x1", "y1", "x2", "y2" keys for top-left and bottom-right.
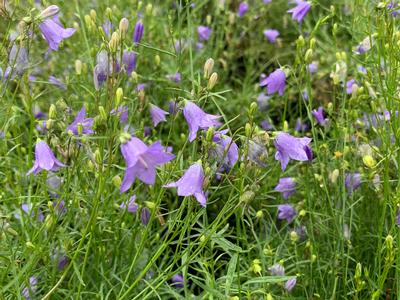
[
  {"x1": 145, "y1": 201, "x2": 156, "y2": 209},
  {"x1": 206, "y1": 126, "x2": 215, "y2": 142},
  {"x1": 200, "y1": 235, "x2": 206, "y2": 243},
  {"x1": 116, "y1": 87, "x2": 123, "y2": 106},
  {"x1": 290, "y1": 231, "x2": 299, "y2": 242},
  {"x1": 6, "y1": 226, "x2": 18, "y2": 236},
  {"x1": 249, "y1": 102, "x2": 258, "y2": 116},
  {"x1": 131, "y1": 71, "x2": 138, "y2": 82},
  {"x1": 98, "y1": 106, "x2": 107, "y2": 120},
  {"x1": 245, "y1": 123, "x2": 252, "y2": 137},
  {"x1": 109, "y1": 31, "x2": 120, "y2": 52},
  {"x1": 155, "y1": 54, "x2": 161, "y2": 66},
  {"x1": 46, "y1": 119, "x2": 54, "y2": 130},
  {"x1": 75, "y1": 59, "x2": 82, "y2": 75},
  {"x1": 305, "y1": 49, "x2": 313, "y2": 63},
  {"x1": 119, "y1": 132, "x2": 132, "y2": 144},
  {"x1": 49, "y1": 104, "x2": 57, "y2": 119},
  {"x1": 310, "y1": 38, "x2": 316, "y2": 50},
  {"x1": 207, "y1": 72, "x2": 218, "y2": 90},
  {"x1": 330, "y1": 169, "x2": 340, "y2": 183},
  {"x1": 40, "y1": 5, "x2": 60, "y2": 19},
  {"x1": 266, "y1": 294, "x2": 273, "y2": 300},
  {"x1": 112, "y1": 175, "x2": 121, "y2": 188},
  {"x1": 90, "y1": 9, "x2": 97, "y2": 22},
  {"x1": 240, "y1": 190, "x2": 255, "y2": 204},
  {"x1": 26, "y1": 241, "x2": 35, "y2": 249},
  {"x1": 206, "y1": 15, "x2": 212, "y2": 25},
  {"x1": 77, "y1": 123, "x2": 83, "y2": 135},
  {"x1": 296, "y1": 35, "x2": 305, "y2": 48},
  {"x1": 256, "y1": 210, "x2": 263, "y2": 218},
  {"x1": 94, "y1": 149, "x2": 102, "y2": 165},
  {"x1": 204, "y1": 58, "x2": 214, "y2": 79},
  {"x1": 363, "y1": 155, "x2": 376, "y2": 168},
  {"x1": 119, "y1": 18, "x2": 129, "y2": 34},
  {"x1": 251, "y1": 259, "x2": 262, "y2": 275},
  {"x1": 105, "y1": 7, "x2": 112, "y2": 18}
]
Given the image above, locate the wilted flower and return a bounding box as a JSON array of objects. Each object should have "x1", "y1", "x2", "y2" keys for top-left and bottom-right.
[
  {"x1": 183, "y1": 101, "x2": 221, "y2": 142},
  {"x1": 238, "y1": 2, "x2": 249, "y2": 17},
  {"x1": 261, "y1": 119, "x2": 273, "y2": 130},
  {"x1": 285, "y1": 278, "x2": 297, "y2": 292},
  {"x1": 260, "y1": 69, "x2": 286, "y2": 96},
  {"x1": 288, "y1": 0, "x2": 311, "y2": 23},
  {"x1": 21, "y1": 276, "x2": 38, "y2": 299},
  {"x1": 149, "y1": 104, "x2": 169, "y2": 127},
  {"x1": 263, "y1": 29, "x2": 280, "y2": 43},
  {"x1": 27, "y1": 141, "x2": 66, "y2": 175},
  {"x1": 248, "y1": 139, "x2": 268, "y2": 167},
  {"x1": 197, "y1": 25, "x2": 212, "y2": 42},
  {"x1": 120, "y1": 195, "x2": 139, "y2": 213},
  {"x1": 133, "y1": 21, "x2": 144, "y2": 44},
  {"x1": 274, "y1": 177, "x2": 297, "y2": 199},
  {"x1": 211, "y1": 131, "x2": 239, "y2": 169},
  {"x1": 277, "y1": 204, "x2": 297, "y2": 223},
  {"x1": 268, "y1": 263, "x2": 285, "y2": 276},
  {"x1": 311, "y1": 107, "x2": 327, "y2": 126},
  {"x1": 57, "y1": 255, "x2": 69, "y2": 271},
  {"x1": 39, "y1": 14, "x2": 76, "y2": 51},
  {"x1": 345, "y1": 173, "x2": 361, "y2": 194},
  {"x1": 66, "y1": 107, "x2": 94, "y2": 135},
  {"x1": 120, "y1": 137, "x2": 175, "y2": 192},
  {"x1": 171, "y1": 274, "x2": 184, "y2": 288},
  {"x1": 274, "y1": 132, "x2": 312, "y2": 171},
  {"x1": 164, "y1": 162, "x2": 207, "y2": 207}
]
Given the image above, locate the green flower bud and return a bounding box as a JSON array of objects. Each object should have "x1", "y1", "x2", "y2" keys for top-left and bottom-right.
[
  {"x1": 75, "y1": 59, "x2": 82, "y2": 75},
  {"x1": 207, "y1": 72, "x2": 218, "y2": 90},
  {"x1": 116, "y1": 87, "x2": 123, "y2": 106},
  {"x1": 49, "y1": 104, "x2": 57, "y2": 119},
  {"x1": 112, "y1": 175, "x2": 121, "y2": 188},
  {"x1": 204, "y1": 58, "x2": 214, "y2": 79}
]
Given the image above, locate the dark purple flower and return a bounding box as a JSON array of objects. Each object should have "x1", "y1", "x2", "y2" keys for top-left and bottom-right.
[
  {"x1": 144, "y1": 126, "x2": 151, "y2": 137},
  {"x1": 166, "y1": 72, "x2": 181, "y2": 83},
  {"x1": 141, "y1": 207, "x2": 151, "y2": 225},
  {"x1": 169, "y1": 101, "x2": 179, "y2": 115},
  {"x1": 268, "y1": 263, "x2": 285, "y2": 276},
  {"x1": 39, "y1": 15, "x2": 75, "y2": 51},
  {"x1": 197, "y1": 26, "x2": 212, "y2": 42},
  {"x1": 211, "y1": 131, "x2": 239, "y2": 168},
  {"x1": 57, "y1": 256, "x2": 69, "y2": 271},
  {"x1": 4, "y1": 45, "x2": 28, "y2": 80},
  {"x1": 238, "y1": 2, "x2": 249, "y2": 17},
  {"x1": 122, "y1": 50, "x2": 136, "y2": 75},
  {"x1": 311, "y1": 107, "x2": 327, "y2": 126},
  {"x1": 345, "y1": 173, "x2": 361, "y2": 194},
  {"x1": 183, "y1": 101, "x2": 221, "y2": 142},
  {"x1": 285, "y1": 278, "x2": 297, "y2": 292},
  {"x1": 120, "y1": 137, "x2": 175, "y2": 192},
  {"x1": 346, "y1": 79, "x2": 357, "y2": 94},
  {"x1": 260, "y1": 69, "x2": 286, "y2": 96},
  {"x1": 149, "y1": 104, "x2": 169, "y2": 127},
  {"x1": 133, "y1": 21, "x2": 144, "y2": 44},
  {"x1": 21, "y1": 276, "x2": 38, "y2": 299},
  {"x1": 111, "y1": 106, "x2": 129, "y2": 123},
  {"x1": 171, "y1": 274, "x2": 184, "y2": 288},
  {"x1": 48, "y1": 75, "x2": 66, "y2": 90},
  {"x1": 66, "y1": 107, "x2": 94, "y2": 135},
  {"x1": 165, "y1": 162, "x2": 207, "y2": 207},
  {"x1": 274, "y1": 177, "x2": 296, "y2": 199},
  {"x1": 288, "y1": 0, "x2": 311, "y2": 23},
  {"x1": 274, "y1": 132, "x2": 312, "y2": 171},
  {"x1": 277, "y1": 204, "x2": 297, "y2": 223},
  {"x1": 27, "y1": 141, "x2": 65, "y2": 175},
  {"x1": 120, "y1": 195, "x2": 139, "y2": 213},
  {"x1": 263, "y1": 29, "x2": 280, "y2": 43}
]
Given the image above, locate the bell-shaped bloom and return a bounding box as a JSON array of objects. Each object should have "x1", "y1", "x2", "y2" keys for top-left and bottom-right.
[
  {"x1": 141, "y1": 207, "x2": 151, "y2": 225},
  {"x1": 164, "y1": 163, "x2": 207, "y2": 207},
  {"x1": 277, "y1": 204, "x2": 297, "y2": 223},
  {"x1": 311, "y1": 107, "x2": 327, "y2": 126},
  {"x1": 4, "y1": 45, "x2": 28, "y2": 80},
  {"x1": 133, "y1": 21, "x2": 144, "y2": 44},
  {"x1": 27, "y1": 141, "x2": 66, "y2": 175},
  {"x1": 21, "y1": 276, "x2": 38, "y2": 299},
  {"x1": 120, "y1": 137, "x2": 175, "y2": 192},
  {"x1": 263, "y1": 0, "x2": 272, "y2": 3},
  {"x1": 171, "y1": 274, "x2": 184, "y2": 288},
  {"x1": 39, "y1": 15, "x2": 75, "y2": 51},
  {"x1": 268, "y1": 263, "x2": 285, "y2": 276},
  {"x1": 288, "y1": 0, "x2": 311, "y2": 23},
  {"x1": 238, "y1": 2, "x2": 249, "y2": 17},
  {"x1": 346, "y1": 79, "x2": 357, "y2": 94},
  {"x1": 93, "y1": 50, "x2": 111, "y2": 90},
  {"x1": 260, "y1": 69, "x2": 286, "y2": 96},
  {"x1": 102, "y1": 20, "x2": 113, "y2": 37},
  {"x1": 345, "y1": 173, "x2": 361, "y2": 194},
  {"x1": 295, "y1": 118, "x2": 308, "y2": 133},
  {"x1": 120, "y1": 195, "x2": 139, "y2": 213},
  {"x1": 274, "y1": 177, "x2": 296, "y2": 199},
  {"x1": 197, "y1": 26, "x2": 212, "y2": 42},
  {"x1": 66, "y1": 107, "x2": 94, "y2": 135},
  {"x1": 183, "y1": 101, "x2": 221, "y2": 142},
  {"x1": 211, "y1": 131, "x2": 239, "y2": 168},
  {"x1": 149, "y1": 104, "x2": 169, "y2": 127},
  {"x1": 285, "y1": 278, "x2": 297, "y2": 292},
  {"x1": 122, "y1": 50, "x2": 136, "y2": 75},
  {"x1": 263, "y1": 29, "x2": 280, "y2": 43},
  {"x1": 274, "y1": 132, "x2": 312, "y2": 171}
]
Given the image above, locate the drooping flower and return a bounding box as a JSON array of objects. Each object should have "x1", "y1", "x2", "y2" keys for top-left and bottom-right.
[
  {"x1": 57, "y1": 256, "x2": 69, "y2": 271},
  {"x1": 183, "y1": 101, "x2": 221, "y2": 142},
  {"x1": 39, "y1": 14, "x2": 76, "y2": 51},
  {"x1": 48, "y1": 75, "x2": 66, "y2": 90},
  {"x1": 238, "y1": 2, "x2": 249, "y2": 17},
  {"x1": 274, "y1": 132, "x2": 312, "y2": 171},
  {"x1": 133, "y1": 21, "x2": 144, "y2": 44},
  {"x1": 66, "y1": 107, "x2": 94, "y2": 135},
  {"x1": 268, "y1": 263, "x2": 285, "y2": 276},
  {"x1": 285, "y1": 278, "x2": 297, "y2": 292},
  {"x1": 27, "y1": 141, "x2": 66, "y2": 175},
  {"x1": 197, "y1": 26, "x2": 212, "y2": 42},
  {"x1": 171, "y1": 274, "x2": 184, "y2": 288},
  {"x1": 3, "y1": 45, "x2": 28, "y2": 80},
  {"x1": 288, "y1": 0, "x2": 311, "y2": 23},
  {"x1": 120, "y1": 137, "x2": 175, "y2": 192},
  {"x1": 149, "y1": 104, "x2": 169, "y2": 127},
  {"x1": 164, "y1": 162, "x2": 207, "y2": 207},
  {"x1": 122, "y1": 50, "x2": 136, "y2": 75},
  {"x1": 345, "y1": 173, "x2": 361, "y2": 194},
  {"x1": 211, "y1": 131, "x2": 239, "y2": 169},
  {"x1": 263, "y1": 29, "x2": 280, "y2": 43},
  {"x1": 120, "y1": 195, "x2": 139, "y2": 213},
  {"x1": 311, "y1": 107, "x2": 327, "y2": 126},
  {"x1": 274, "y1": 177, "x2": 297, "y2": 199},
  {"x1": 260, "y1": 69, "x2": 286, "y2": 96},
  {"x1": 277, "y1": 204, "x2": 297, "y2": 223},
  {"x1": 21, "y1": 276, "x2": 38, "y2": 300}
]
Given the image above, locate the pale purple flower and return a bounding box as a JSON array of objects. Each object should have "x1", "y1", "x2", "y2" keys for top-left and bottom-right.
[
  {"x1": 307, "y1": 62, "x2": 318, "y2": 74},
  {"x1": 268, "y1": 263, "x2": 285, "y2": 276},
  {"x1": 274, "y1": 132, "x2": 312, "y2": 171},
  {"x1": 93, "y1": 50, "x2": 111, "y2": 90},
  {"x1": 257, "y1": 92, "x2": 270, "y2": 111},
  {"x1": 48, "y1": 75, "x2": 66, "y2": 90},
  {"x1": 111, "y1": 106, "x2": 128, "y2": 123},
  {"x1": 164, "y1": 162, "x2": 207, "y2": 207},
  {"x1": 260, "y1": 69, "x2": 286, "y2": 96},
  {"x1": 53, "y1": 200, "x2": 66, "y2": 215},
  {"x1": 133, "y1": 21, "x2": 144, "y2": 44},
  {"x1": 288, "y1": 0, "x2": 311, "y2": 23},
  {"x1": 183, "y1": 101, "x2": 221, "y2": 142},
  {"x1": 198, "y1": 26, "x2": 212, "y2": 42},
  {"x1": 171, "y1": 274, "x2": 184, "y2": 288},
  {"x1": 261, "y1": 120, "x2": 273, "y2": 131},
  {"x1": 396, "y1": 209, "x2": 400, "y2": 226},
  {"x1": 137, "y1": 83, "x2": 146, "y2": 92},
  {"x1": 264, "y1": 0, "x2": 272, "y2": 3},
  {"x1": 166, "y1": 72, "x2": 181, "y2": 83},
  {"x1": 15, "y1": 203, "x2": 44, "y2": 222},
  {"x1": 4, "y1": 45, "x2": 28, "y2": 80},
  {"x1": 122, "y1": 50, "x2": 136, "y2": 75},
  {"x1": 274, "y1": 177, "x2": 296, "y2": 199},
  {"x1": 66, "y1": 107, "x2": 94, "y2": 135},
  {"x1": 285, "y1": 278, "x2": 297, "y2": 292},
  {"x1": 277, "y1": 204, "x2": 297, "y2": 223},
  {"x1": 21, "y1": 276, "x2": 38, "y2": 299},
  {"x1": 141, "y1": 207, "x2": 151, "y2": 225},
  {"x1": 27, "y1": 141, "x2": 66, "y2": 175},
  {"x1": 238, "y1": 2, "x2": 249, "y2": 17},
  {"x1": 39, "y1": 15, "x2": 75, "y2": 51},
  {"x1": 263, "y1": 29, "x2": 280, "y2": 43},
  {"x1": 102, "y1": 20, "x2": 113, "y2": 37},
  {"x1": 149, "y1": 104, "x2": 169, "y2": 127},
  {"x1": 345, "y1": 173, "x2": 361, "y2": 194},
  {"x1": 295, "y1": 118, "x2": 308, "y2": 132},
  {"x1": 247, "y1": 139, "x2": 268, "y2": 167},
  {"x1": 169, "y1": 101, "x2": 179, "y2": 115},
  {"x1": 346, "y1": 79, "x2": 356, "y2": 94},
  {"x1": 311, "y1": 107, "x2": 327, "y2": 126},
  {"x1": 120, "y1": 195, "x2": 139, "y2": 213},
  {"x1": 120, "y1": 137, "x2": 175, "y2": 192},
  {"x1": 211, "y1": 131, "x2": 239, "y2": 168}
]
